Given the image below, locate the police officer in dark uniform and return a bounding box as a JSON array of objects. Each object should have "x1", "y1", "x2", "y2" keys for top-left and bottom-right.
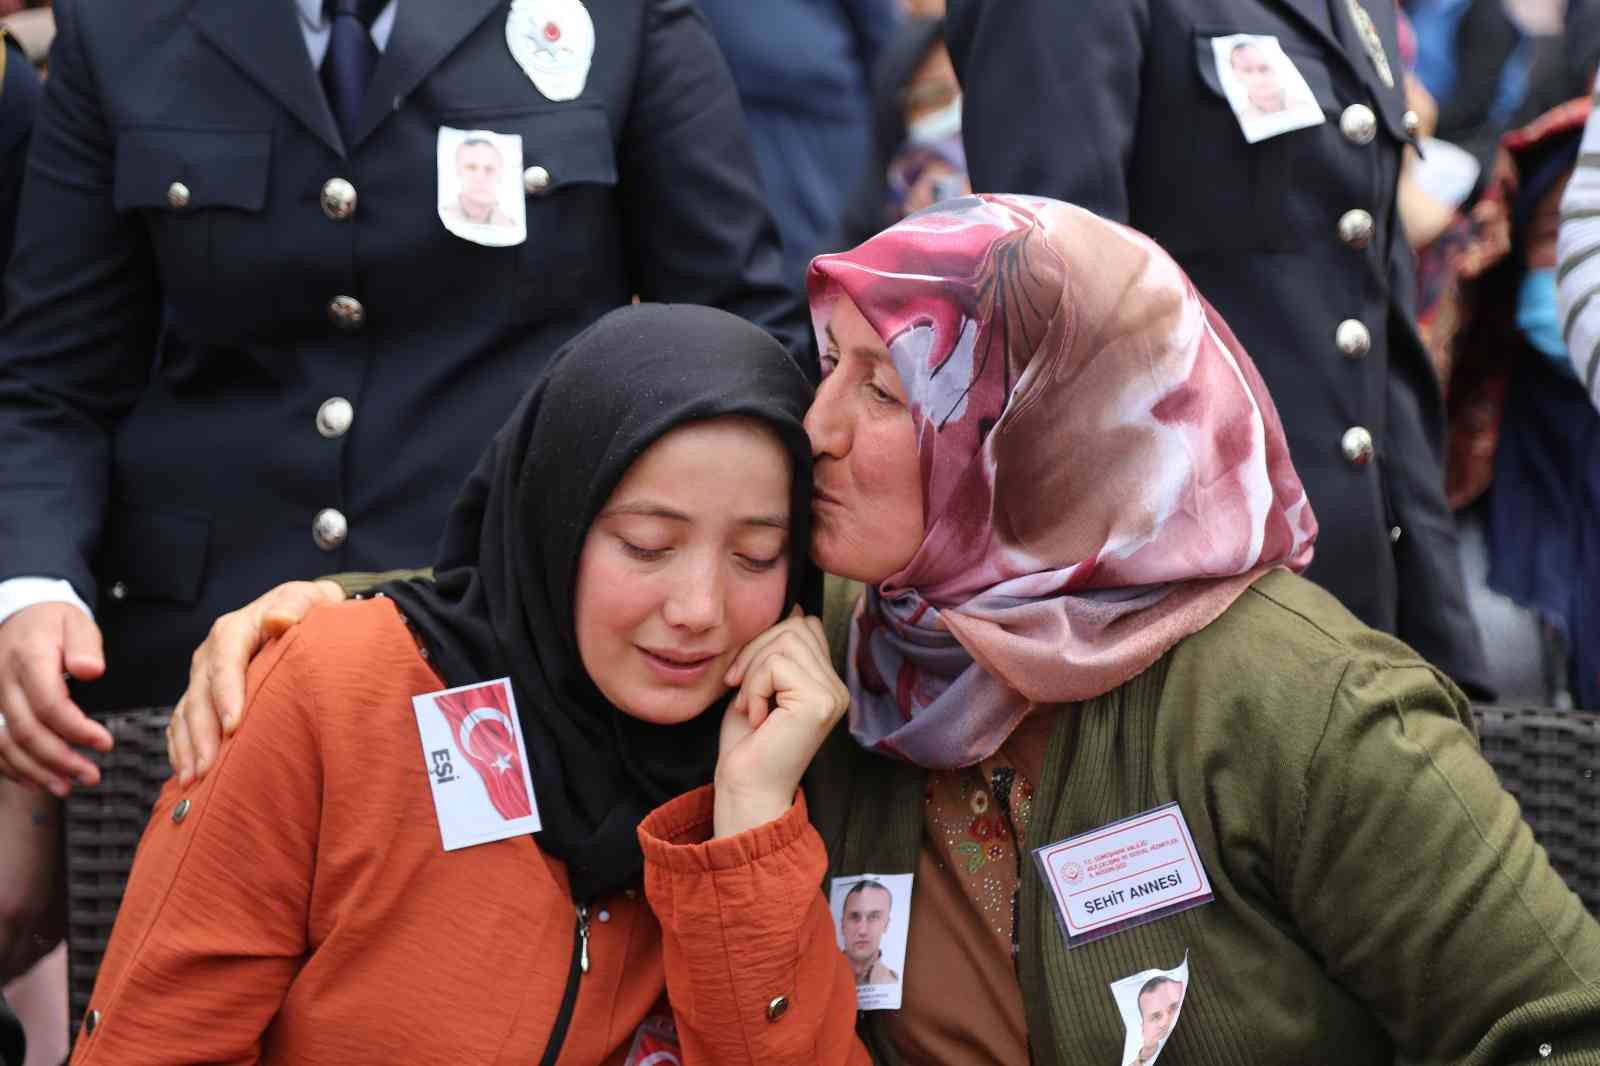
[
  {"x1": 946, "y1": 0, "x2": 1488, "y2": 694},
  {"x1": 0, "y1": 0, "x2": 807, "y2": 977}
]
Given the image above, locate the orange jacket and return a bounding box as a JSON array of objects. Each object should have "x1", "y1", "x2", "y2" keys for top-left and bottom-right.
[{"x1": 70, "y1": 599, "x2": 856, "y2": 1065}]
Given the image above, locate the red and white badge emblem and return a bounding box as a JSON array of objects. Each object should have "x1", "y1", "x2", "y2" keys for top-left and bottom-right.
[
  {"x1": 507, "y1": 0, "x2": 594, "y2": 102},
  {"x1": 411, "y1": 677, "x2": 543, "y2": 851}
]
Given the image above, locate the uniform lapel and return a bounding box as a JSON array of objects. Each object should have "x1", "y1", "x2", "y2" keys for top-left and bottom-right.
[
  {"x1": 348, "y1": 0, "x2": 507, "y2": 151},
  {"x1": 187, "y1": 0, "x2": 343, "y2": 157},
  {"x1": 1260, "y1": 0, "x2": 1364, "y2": 84}
]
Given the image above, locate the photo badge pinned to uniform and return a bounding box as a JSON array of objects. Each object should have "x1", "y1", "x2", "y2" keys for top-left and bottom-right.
[
  {"x1": 1109, "y1": 954, "x2": 1189, "y2": 1066},
  {"x1": 1032, "y1": 801, "x2": 1213, "y2": 948},
  {"x1": 829, "y1": 873, "x2": 914, "y2": 1011},
  {"x1": 1210, "y1": 34, "x2": 1325, "y2": 144},
  {"x1": 437, "y1": 126, "x2": 528, "y2": 248},
  {"x1": 410, "y1": 677, "x2": 542, "y2": 850},
  {"x1": 507, "y1": 0, "x2": 595, "y2": 102}
]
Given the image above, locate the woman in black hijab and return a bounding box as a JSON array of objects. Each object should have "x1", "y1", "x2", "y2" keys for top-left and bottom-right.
[{"x1": 72, "y1": 305, "x2": 849, "y2": 1065}]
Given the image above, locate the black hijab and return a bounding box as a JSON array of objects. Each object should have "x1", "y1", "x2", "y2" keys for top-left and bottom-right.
[{"x1": 384, "y1": 304, "x2": 816, "y2": 901}]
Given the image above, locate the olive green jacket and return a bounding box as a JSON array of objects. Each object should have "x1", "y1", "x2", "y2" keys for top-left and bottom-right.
[{"x1": 806, "y1": 569, "x2": 1600, "y2": 1065}]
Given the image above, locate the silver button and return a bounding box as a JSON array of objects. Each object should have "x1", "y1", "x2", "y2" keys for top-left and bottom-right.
[
  {"x1": 166, "y1": 181, "x2": 191, "y2": 209},
  {"x1": 1340, "y1": 104, "x2": 1377, "y2": 145},
  {"x1": 172, "y1": 798, "x2": 191, "y2": 824},
  {"x1": 107, "y1": 581, "x2": 128, "y2": 602},
  {"x1": 85, "y1": 1008, "x2": 101, "y2": 1034},
  {"x1": 1539, "y1": 1044, "x2": 1553, "y2": 1058},
  {"x1": 766, "y1": 995, "x2": 790, "y2": 1022},
  {"x1": 1341, "y1": 426, "x2": 1375, "y2": 467},
  {"x1": 523, "y1": 165, "x2": 551, "y2": 195},
  {"x1": 327, "y1": 295, "x2": 365, "y2": 330},
  {"x1": 1336, "y1": 319, "x2": 1372, "y2": 358},
  {"x1": 1403, "y1": 109, "x2": 1420, "y2": 137},
  {"x1": 1338, "y1": 209, "x2": 1374, "y2": 249},
  {"x1": 597, "y1": 909, "x2": 611, "y2": 923},
  {"x1": 1389, "y1": 525, "x2": 1402, "y2": 543},
  {"x1": 313, "y1": 508, "x2": 348, "y2": 551},
  {"x1": 320, "y1": 177, "x2": 358, "y2": 221},
  {"x1": 316, "y1": 397, "x2": 354, "y2": 439}
]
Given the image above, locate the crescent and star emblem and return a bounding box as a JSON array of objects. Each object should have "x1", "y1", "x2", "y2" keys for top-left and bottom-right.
[{"x1": 457, "y1": 707, "x2": 516, "y2": 772}]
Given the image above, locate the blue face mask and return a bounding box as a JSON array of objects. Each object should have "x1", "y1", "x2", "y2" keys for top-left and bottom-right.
[{"x1": 1516, "y1": 268, "x2": 1573, "y2": 368}]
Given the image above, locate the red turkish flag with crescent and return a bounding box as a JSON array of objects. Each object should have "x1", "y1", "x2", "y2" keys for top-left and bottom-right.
[{"x1": 431, "y1": 681, "x2": 533, "y2": 820}]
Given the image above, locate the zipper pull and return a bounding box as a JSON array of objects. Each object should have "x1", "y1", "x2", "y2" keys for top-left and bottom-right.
[{"x1": 577, "y1": 904, "x2": 590, "y2": 974}]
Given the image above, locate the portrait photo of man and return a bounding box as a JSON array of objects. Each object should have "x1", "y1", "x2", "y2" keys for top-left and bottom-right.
[
  {"x1": 829, "y1": 872, "x2": 914, "y2": 1010},
  {"x1": 841, "y1": 879, "x2": 898, "y2": 985},
  {"x1": 1229, "y1": 41, "x2": 1287, "y2": 116},
  {"x1": 1126, "y1": 975, "x2": 1186, "y2": 1066},
  {"x1": 436, "y1": 127, "x2": 527, "y2": 247},
  {"x1": 1109, "y1": 955, "x2": 1191, "y2": 1066},
  {"x1": 1210, "y1": 34, "x2": 1324, "y2": 144}
]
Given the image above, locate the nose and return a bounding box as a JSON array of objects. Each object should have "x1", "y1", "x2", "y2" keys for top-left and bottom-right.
[
  {"x1": 804, "y1": 373, "x2": 851, "y2": 460},
  {"x1": 660, "y1": 552, "x2": 723, "y2": 632}
]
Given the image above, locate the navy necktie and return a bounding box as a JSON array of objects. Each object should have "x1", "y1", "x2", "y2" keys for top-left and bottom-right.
[{"x1": 320, "y1": 0, "x2": 384, "y2": 144}]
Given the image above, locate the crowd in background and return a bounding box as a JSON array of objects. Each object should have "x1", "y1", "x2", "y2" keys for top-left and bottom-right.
[{"x1": 0, "y1": 0, "x2": 1598, "y2": 1062}]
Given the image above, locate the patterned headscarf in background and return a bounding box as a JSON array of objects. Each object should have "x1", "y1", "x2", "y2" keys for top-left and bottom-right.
[{"x1": 807, "y1": 195, "x2": 1317, "y2": 769}]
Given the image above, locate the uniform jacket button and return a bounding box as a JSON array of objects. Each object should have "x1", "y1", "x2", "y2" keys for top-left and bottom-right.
[
  {"x1": 1336, "y1": 319, "x2": 1372, "y2": 358},
  {"x1": 1338, "y1": 209, "x2": 1374, "y2": 249},
  {"x1": 327, "y1": 295, "x2": 365, "y2": 330},
  {"x1": 1340, "y1": 104, "x2": 1377, "y2": 145},
  {"x1": 166, "y1": 181, "x2": 191, "y2": 209},
  {"x1": 313, "y1": 508, "x2": 348, "y2": 551},
  {"x1": 172, "y1": 798, "x2": 191, "y2": 824},
  {"x1": 1341, "y1": 426, "x2": 1375, "y2": 466},
  {"x1": 316, "y1": 397, "x2": 354, "y2": 438},
  {"x1": 523, "y1": 165, "x2": 551, "y2": 194},
  {"x1": 321, "y1": 177, "x2": 358, "y2": 221},
  {"x1": 1403, "y1": 109, "x2": 1421, "y2": 137},
  {"x1": 766, "y1": 995, "x2": 790, "y2": 1022},
  {"x1": 84, "y1": 1008, "x2": 101, "y2": 1034},
  {"x1": 107, "y1": 580, "x2": 128, "y2": 601}
]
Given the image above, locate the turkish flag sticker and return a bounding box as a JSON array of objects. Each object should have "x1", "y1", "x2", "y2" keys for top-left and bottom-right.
[{"x1": 411, "y1": 678, "x2": 543, "y2": 850}]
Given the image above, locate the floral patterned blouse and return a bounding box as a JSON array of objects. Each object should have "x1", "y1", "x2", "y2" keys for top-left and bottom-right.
[{"x1": 884, "y1": 709, "x2": 1057, "y2": 1065}]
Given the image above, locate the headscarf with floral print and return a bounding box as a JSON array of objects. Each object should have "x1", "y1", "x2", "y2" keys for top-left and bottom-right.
[{"x1": 808, "y1": 196, "x2": 1317, "y2": 769}]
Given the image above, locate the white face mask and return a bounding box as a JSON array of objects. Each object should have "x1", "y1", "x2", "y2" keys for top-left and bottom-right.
[{"x1": 907, "y1": 94, "x2": 962, "y2": 145}]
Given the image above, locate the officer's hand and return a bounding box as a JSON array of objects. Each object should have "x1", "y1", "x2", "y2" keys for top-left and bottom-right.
[
  {"x1": 0, "y1": 604, "x2": 111, "y2": 794},
  {"x1": 167, "y1": 579, "x2": 346, "y2": 784},
  {"x1": 712, "y1": 608, "x2": 848, "y2": 839}
]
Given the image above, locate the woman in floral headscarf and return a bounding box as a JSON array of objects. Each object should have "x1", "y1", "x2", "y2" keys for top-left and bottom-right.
[
  {"x1": 170, "y1": 197, "x2": 1600, "y2": 1064},
  {"x1": 640, "y1": 196, "x2": 1600, "y2": 1065}
]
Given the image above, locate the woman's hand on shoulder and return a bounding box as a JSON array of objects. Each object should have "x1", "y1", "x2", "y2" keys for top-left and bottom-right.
[
  {"x1": 166, "y1": 579, "x2": 346, "y2": 785},
  {"x1": 712, "y1": 607, "x2": 849, "y2": 838}
]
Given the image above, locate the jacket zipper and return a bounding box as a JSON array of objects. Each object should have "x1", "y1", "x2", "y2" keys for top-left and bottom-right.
[{"x1": 536, "y1": 903, "x2": 589, "y2": 1066}]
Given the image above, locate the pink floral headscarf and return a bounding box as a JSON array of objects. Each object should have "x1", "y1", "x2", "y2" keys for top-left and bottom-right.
[{"x1": 808, "y1": 196, "x2": 1317, "y2": 769}]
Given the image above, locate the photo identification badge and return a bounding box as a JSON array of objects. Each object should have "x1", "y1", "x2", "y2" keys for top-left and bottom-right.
[
  {"x1": 1032, "y1": 802, "x2": 1213, "y2": 947},
  {"x1": 411, "y1": 677, "x2": 542, "y2": 851},
  {"x1": 1109, "y1": 953, "x2": 1190, "y2": 1066},
  {"x1": 1210, "y1": 33, "x2": 1326, "y2": 144},
  {"x1": 828, "y1": 872, "x2": 914, "y2": 1011},
  {"x1": 436, "y1": 126, "x2": 528, "y2": 248}
]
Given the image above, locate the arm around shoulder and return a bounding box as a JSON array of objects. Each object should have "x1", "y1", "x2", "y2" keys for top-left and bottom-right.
[
  {"x1": 639, "y1": 786, "x2": 871, "y2": 1066},
  {"x1": 72, "y1": 628, "x2": 327, "y2": 1064},
  {"x1": 1282, "y1": 656, "x2": 1600, "y2": 1064}
]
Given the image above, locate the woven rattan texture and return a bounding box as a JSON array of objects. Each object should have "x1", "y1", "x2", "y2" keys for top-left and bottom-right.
[
  {"x1": 1473, "y1": 705, "x2": 1600, "y2": 915},
  {"x1": 64, "y1": 708, "x2": 171, "y2": 1029}
]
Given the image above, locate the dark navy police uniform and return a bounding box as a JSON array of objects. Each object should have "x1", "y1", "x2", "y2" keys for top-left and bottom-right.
[
  {"x1": 947, "y1": 0, "x2": 1489, "y2": 693},
  {"x1": 0, "y1": 0, "x2": 806, "y2": 711}
]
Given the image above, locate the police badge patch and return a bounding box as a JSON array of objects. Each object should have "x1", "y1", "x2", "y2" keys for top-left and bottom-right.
[{"x1": 506, "y1": 0, "x2": 595, "y2": 102}]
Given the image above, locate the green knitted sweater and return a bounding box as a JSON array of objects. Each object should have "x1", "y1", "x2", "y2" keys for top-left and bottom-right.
[{"x1": 806, "y1": 569, "x2": 1600, "y2": 1065}]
